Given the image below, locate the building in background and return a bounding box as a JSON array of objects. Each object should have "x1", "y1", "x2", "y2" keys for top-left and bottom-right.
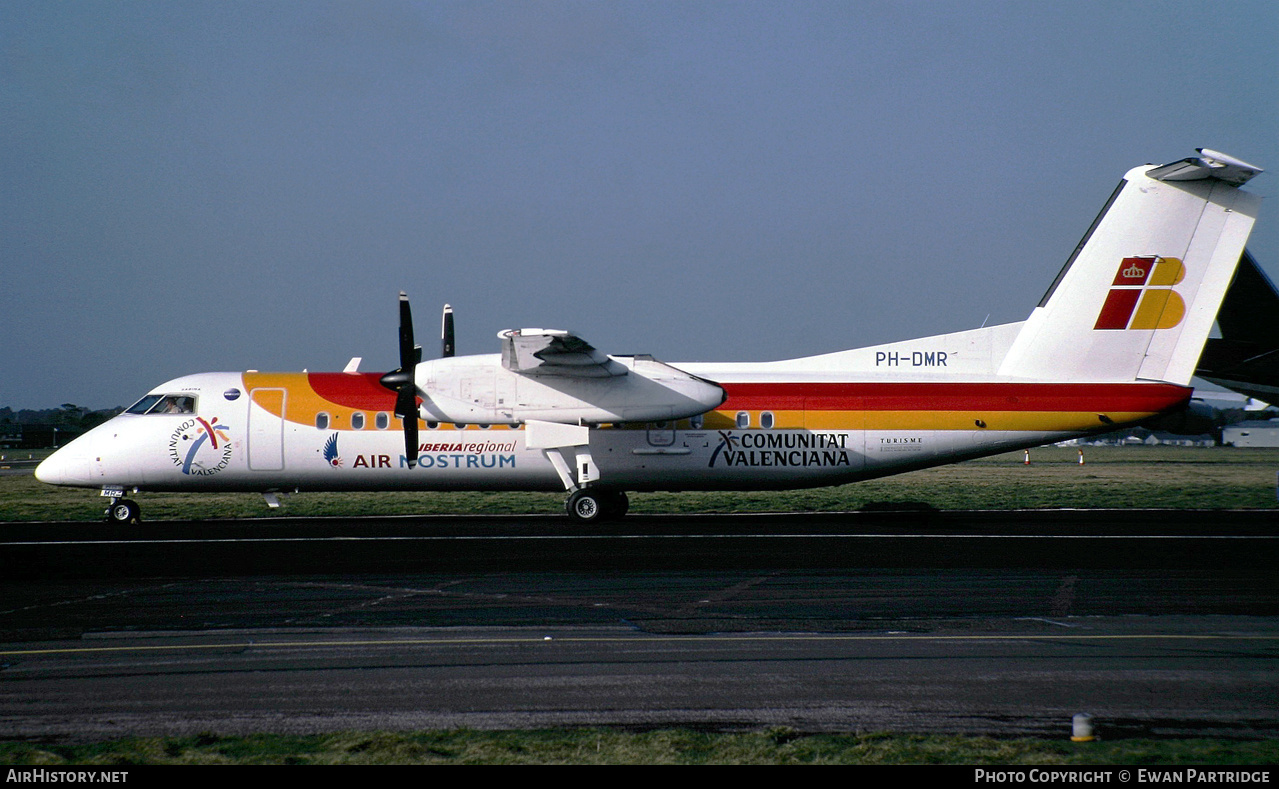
[{"x1": 1222, "y1": 419, "x2": 1279, "y2": 448}]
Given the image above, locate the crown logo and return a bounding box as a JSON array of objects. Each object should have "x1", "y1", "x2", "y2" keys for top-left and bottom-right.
[{"x1": 1122, "y1": 262, "x2": 1146, "y2": 279}]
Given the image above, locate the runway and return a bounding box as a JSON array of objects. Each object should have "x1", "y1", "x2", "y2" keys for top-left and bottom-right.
[{"x1": 0, "y1": 509, "x2": 1276, "y2": 741}]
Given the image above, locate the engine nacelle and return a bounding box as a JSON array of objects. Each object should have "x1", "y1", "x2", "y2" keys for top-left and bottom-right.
[{"x1": 413, "y1": 354, "x2": 725, "y2": 425}]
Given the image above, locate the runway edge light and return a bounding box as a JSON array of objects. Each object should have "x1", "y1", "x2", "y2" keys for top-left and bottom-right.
[{"x1": 1071, "y1": 712, "x2": 1096, "y2": 742}]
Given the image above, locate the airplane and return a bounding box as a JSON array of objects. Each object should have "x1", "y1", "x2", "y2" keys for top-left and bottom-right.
[{"x1": 35, "y1": 148, "x2": 1264, "y2": 524}]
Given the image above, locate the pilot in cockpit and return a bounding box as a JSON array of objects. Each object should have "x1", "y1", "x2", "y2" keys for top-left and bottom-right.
[{"x1": 161, "y1": 396, "x2": 194, "y2": 414}]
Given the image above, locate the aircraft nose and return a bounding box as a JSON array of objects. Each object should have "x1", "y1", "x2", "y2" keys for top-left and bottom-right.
[{"x1": 34, "y1": 448, "x2": 92, "y2": 486}]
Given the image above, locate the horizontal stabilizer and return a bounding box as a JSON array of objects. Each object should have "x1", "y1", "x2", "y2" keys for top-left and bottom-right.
[{"x1": 1146, "y1": 148, "x2": 1262, "y2": 187}]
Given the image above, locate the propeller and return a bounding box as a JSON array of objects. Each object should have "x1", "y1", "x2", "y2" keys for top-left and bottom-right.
[
  {"x1": 442, "y1": 303, "x2": 455, "y2": 358},
  {"x1": 379, "y1": 292, "x2": 423, "y2": 467}
]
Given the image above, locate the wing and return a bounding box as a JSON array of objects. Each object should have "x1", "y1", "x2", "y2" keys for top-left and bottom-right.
[{"x1": 498, "y1": 329, "x2": 628, "y2": 378}]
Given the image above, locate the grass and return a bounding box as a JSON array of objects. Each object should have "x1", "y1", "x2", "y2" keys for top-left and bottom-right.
[
  {"x1": 2, "y1": 729, "x2": 1278, "y2": 765},
  {"x1": 4, "y1": 446, "x2": 1278, "y2": 522}
]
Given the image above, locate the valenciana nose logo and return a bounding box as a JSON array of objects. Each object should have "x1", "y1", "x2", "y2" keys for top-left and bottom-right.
[
  {"x1": 169, "y1": 417, "x2": 232, "y2": 476},
  {"x1": 1094, "y1": 256, "x2": 1186, "y2": 330}
]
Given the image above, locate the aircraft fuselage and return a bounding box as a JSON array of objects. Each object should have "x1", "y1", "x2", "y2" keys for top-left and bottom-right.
[{"x1": 37, "y1": 368, "x2": 1190, "y2": 495}]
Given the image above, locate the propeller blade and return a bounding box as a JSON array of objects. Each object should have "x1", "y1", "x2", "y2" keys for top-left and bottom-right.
[
  {"x1": 381, "y1": 291, "x2": 424, "y2": 468},
  {"x1": 394, "y1": 384, "x2": 417, "y2": 421},
  {"x1": 441, "y1": 303, "x2": 455, "y2": 358},
  {"x1": 398, "y1": 291, "x2": 421, "y2": 368},
  {"x1": 403, "y1": 408, "x2": 419, "y2": 468},
  {"x1": 391, "y1": 385, "x2": 419, "y2": 469}
]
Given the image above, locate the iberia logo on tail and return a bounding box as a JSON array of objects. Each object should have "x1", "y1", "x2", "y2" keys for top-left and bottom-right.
[{"x1": 1094, "y1": 256, "x2": 1186, "y2": 330}]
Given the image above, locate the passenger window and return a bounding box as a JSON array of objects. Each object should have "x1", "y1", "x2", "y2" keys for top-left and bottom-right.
[
  {"x1": 761, "y1": 411, "x2": 775, "y2": 429},
  {"x1": 375, "y1": 412, "x2": 390, "y2": 430},
  {"x1": 736, "y1": 411, "x2": 750, "y2": 429},
  {"x1": 351, "y1": 412, "x2": 365, "y2": 430},
  {"x1": 690, "y1": 414, "x2": 704, "y2": 429},
  {"x1": 316, "y1": 412, "x2": 330, "y2": 430}
]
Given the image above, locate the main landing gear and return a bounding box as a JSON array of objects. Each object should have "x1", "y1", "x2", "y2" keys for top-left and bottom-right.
[
  {"x1": 565, "y1": 489, "x2": 629, "y2": 523},
  {"x1": 105, "y1": 498, "x2": 141, "y2": 525}
]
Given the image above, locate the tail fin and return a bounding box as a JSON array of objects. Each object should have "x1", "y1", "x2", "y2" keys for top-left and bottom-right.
[{"x1": 998, "y1": 149, "x2": 1263, "y2": 385}]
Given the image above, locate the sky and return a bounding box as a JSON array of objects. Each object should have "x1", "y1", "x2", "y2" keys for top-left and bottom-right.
[{"x1": 2, "y1": 0, "x2": 1276, "y2": 410}]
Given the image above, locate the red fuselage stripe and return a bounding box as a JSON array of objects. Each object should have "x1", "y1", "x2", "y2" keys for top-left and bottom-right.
[
  {"x1": 300, "y1": 373, "x2": 1189, "y2": 416},
  {"x1": 307, "y1": 372, "x2": 398, "y2": 411},
  {"x1": 719, "y1": 382, "x2": 1191, "y2": 412}
]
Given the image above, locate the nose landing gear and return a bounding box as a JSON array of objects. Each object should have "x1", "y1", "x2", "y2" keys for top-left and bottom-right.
[{"x1": 105, "y1": 498, "x2": 140, "y2": 525}]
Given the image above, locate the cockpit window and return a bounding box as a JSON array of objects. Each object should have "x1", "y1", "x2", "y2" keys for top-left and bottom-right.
[
  {"x1": 126, "y1": 395, "x2": 163, "y2": 415},
  {"x1": 126, "y1": 394, "x2": 196, "y2": 415}
]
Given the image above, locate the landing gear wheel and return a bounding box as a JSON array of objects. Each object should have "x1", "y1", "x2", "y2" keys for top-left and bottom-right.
[
  {"x1": 604, "y1": 490, "x2": 629, "y2": 518},
  {"x1": 566, "y1": 489, "x2": 604, "y2": 523},
  {"x1": 566, "y1": 489, "x2": 629, "y2": 522},
  {"x1": 106, "y1": 499, "x2": 140, "y2": 525}
]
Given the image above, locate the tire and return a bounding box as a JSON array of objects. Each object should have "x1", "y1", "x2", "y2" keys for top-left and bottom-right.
[
  {"x1": 107, "y1": 499, "x2": 140, "y2": 525},
  {"x1": 606, "y1": 491, "x2": 630, "y2": 518},
  {"x1": 566, "y1": 490, "x2": 603, "y2": 523}
]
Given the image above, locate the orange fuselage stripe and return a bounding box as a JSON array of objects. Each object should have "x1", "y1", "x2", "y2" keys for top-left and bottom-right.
[{"x1": 240, "y1": 374, "x2": 1189, "y2": 433}]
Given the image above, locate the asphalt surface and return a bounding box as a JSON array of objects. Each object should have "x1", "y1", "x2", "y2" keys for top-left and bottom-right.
[{"x1": 0, "y1": 509, "x2": 1276, "y2": 741}]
